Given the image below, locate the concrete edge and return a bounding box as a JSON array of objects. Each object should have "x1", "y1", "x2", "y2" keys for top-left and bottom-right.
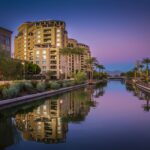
[
  {"x1": 135, "y1": 83, "x2": 150, "y2": 93},
  {"x1": 0, "y1": 83, "x2": 88, "y2": 108}
]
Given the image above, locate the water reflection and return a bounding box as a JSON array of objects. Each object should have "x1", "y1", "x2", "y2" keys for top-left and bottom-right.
[
  {"x1": 126, "y1": 84, "x2": 150, "y2": 112},
  {"x1": 0, "y1": 83, "x2": 107, "y2": 148}
]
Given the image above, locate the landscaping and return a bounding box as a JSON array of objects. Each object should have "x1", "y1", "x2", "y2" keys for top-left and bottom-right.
[{"x1": 0, "y1": 79, "x2": 87, "y2": 100}]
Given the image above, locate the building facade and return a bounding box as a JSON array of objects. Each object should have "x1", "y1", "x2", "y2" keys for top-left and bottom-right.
[
  {"x1": 0, "y1": 27, "x2": 12, "y2": 55},
  {"x1": 14, "y1": 20, "x2": 91, "y2": 79}
]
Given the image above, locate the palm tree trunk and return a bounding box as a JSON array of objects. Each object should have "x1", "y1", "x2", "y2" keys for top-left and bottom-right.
[{"x1": 146, "y1": 64, "x2": 149, "y2": 82}]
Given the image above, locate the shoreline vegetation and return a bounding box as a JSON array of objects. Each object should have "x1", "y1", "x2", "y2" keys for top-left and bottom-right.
[
  {"x1": 0, "y1": 80, "x2": 107, "y2": 110},
  {"x1": 0, "y1": 79, "x2": 107, "y2": 101},
  {"x1": 123, "y1": 58, "x2": 150, "y2": 93}
]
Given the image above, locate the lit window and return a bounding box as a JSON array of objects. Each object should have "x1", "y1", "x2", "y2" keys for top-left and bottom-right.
[
  {"x1": 42, "y1": 50, "x2": 46, "y2": 54},
  {"x1": 36, "y1": 56, "x2": 39, "y2": 59},
  {"x1": 37, "y1": 35, "x2": 41, "y2": 38},
  {"x1": 36, "y1": 51, "x2": 39, "y2": 55},
  {"x1": 37, "y1": 40, "x2": 41, "y2": 43},
  {"x1": 57, "y1": 29, "x2": 60, "y2": 32},
  {"x1": 43, "y1": 55, "x2": 46, "y2": 59},
  {"x1": 37, "y1": 31, "x2": 41, "y2": 34},
  {"x1": 57, "y1": 43, "x2": 60, "y2": 47},
  {"x1": 43, "y1": 105, "x2": 47, "y2": 110},
  {"x1": 57, "y1": 38, "x2": 60, "y2": 42},
  {"x1": 24, "y1": 45, "x2": 26, "y2": 48},
  {"x1": 57, "y1": 34, "x2": 60, "y2": 37}
]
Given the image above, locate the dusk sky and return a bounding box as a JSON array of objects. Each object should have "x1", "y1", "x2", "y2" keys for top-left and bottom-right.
[{"x1": 0, "y1": 0, "x2": 150, "y2": 71}]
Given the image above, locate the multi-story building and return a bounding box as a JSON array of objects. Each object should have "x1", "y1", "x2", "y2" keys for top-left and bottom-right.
[
  {"x1": 0, "y1": 27, "x2": 12, "y2": 55},
  {"x1": 14, "y1": 20, "x2": 91, "y2": 79}
]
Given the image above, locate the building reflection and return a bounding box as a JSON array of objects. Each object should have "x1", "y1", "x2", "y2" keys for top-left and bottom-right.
[
  {"x1": 0, "y1": 116, "x2": 21, "y2": 149},
  {"x1": 126, "y1": 84, "x2": 150, "y2": 112},
  {"x1": 15, "y1": 88, "x2": 96, "y2": 144}
]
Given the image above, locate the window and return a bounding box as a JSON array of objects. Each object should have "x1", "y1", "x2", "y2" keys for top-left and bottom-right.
[
  {"x1": 42, "y1": 60, "x2": 46, "y2": 64},
  {"x1": 36, "y1": 51, "x2": 39, "y2": 55},
  {"x1": 42, "y1": 50, "x2": 46, "y2": 54},
  {"x1": 37, "y1": 31, "x2": 41, "y2": 34},
  {"x1": 57, "y1": 34, "x2": 60, "y2": 37},
  {"x1": 57, "y1": 29, "x2": 61, "y2": 33},
  {"x1": 37, "y1": 40, "x2": 41, "y2": 43},
  {"x1": 57, "y1": 38, "x2": 60, "y2": 42},
  {"x1": 42, "y1": 66, "x2": 46, "y2": 70},
  {"x1": 43, "y1": 105, "x2": 47, "y2": 110},
  {"x1": 57, "y1": 43, "x2": 60, "y2": 47},
  {"x1": 43, "y1": 55, "x2": 46, "y2": 60},
  {"x1": 36, "y1": 61, "x2": 39, "y2": 64}
]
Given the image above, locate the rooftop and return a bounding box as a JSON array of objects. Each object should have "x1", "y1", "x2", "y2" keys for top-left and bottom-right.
[{"x1": 0, "y1": 27, "x2": 13, "y2": 33}]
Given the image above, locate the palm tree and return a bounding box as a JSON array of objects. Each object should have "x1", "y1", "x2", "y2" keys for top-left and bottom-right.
[
  {"x1": 133, "y1": 67, "x2": 138, "y2": 79},
  {"x1": 142, "y1": 58, "x2": 150, "y2": 82},
  {"x1": 60, "y1": 47, "x2": 85, "y2": 55},
  {"x1": 95, "y1": 63, "x2": 105, "y2": 80},
  {"x1": 86, "y1": 57, "x2": 98, "y2": 82},
  {"x1": 139, "y1": 64, "x2": 144, "y2": 78}
]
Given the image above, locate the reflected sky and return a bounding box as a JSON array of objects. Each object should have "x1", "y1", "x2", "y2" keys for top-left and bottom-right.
[{"x1": 1, "y1": 81, "x2": 150, "y2": 150}]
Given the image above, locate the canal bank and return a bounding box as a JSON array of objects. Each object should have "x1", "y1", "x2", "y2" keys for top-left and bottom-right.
[
  {"x1": 0, "y1": 83, "x2": 88, "y2": 110},
  {"x1": 135, "y1": 82, "x2": 150, "y2": 93}
]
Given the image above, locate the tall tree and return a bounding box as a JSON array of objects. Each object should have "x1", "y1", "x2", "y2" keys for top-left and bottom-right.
[{"x1": 142, "y1": 58, "x2": 150, "y2": 82}]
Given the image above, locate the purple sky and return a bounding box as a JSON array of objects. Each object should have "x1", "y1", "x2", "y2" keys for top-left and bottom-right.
[{"x1": 0, "y1": 0, "x2": 150, "y2": 71}]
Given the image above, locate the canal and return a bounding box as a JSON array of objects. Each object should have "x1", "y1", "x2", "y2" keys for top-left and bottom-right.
[{"x1": 0, "y1": 80, "x2": 150, "y2": 150}]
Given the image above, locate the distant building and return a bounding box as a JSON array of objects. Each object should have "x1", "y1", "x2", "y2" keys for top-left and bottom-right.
[
  {"x1": 0, "y1": 27, "x2": 12, "y2": 55},
  {"x1": 14, "y1": 20, "x2": 91, "y2": 79}
]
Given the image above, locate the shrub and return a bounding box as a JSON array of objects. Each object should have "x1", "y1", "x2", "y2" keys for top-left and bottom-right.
[
  {"x1": 31, "y1": 80, "x2": 38, "y2": 88},
  {"x1": 24, "y1": 82, "x2": 33, "y2": 91},
  {"x1": 57, "y1": 80, "x2": 63, "y2": 88},
  {"x1": 62, "y1": 82, "x2": 68, "y2": 87},
  {"x1": 36, "y1": 82, "x2": 46, "y2": 92},
  {"x1": 45, "y1": 82, "x2": 51, "y2": 90},
  {"x1": 0, "y1": 83, "x2": 10, "y2": 94},
  {"x1": 50, "y1": 82, "x2": 61, "y2": 89},
  {"x1": 13, "y1": 82, "x2": 24, "y2": 92},
  {"x1": 2, "y1": 86, "x2": 20, "y2": 99}
]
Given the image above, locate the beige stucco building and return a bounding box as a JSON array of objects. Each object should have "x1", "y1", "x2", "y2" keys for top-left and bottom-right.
[{"x1": 14, "y1": 20, "x2": 91, "y2": 79}]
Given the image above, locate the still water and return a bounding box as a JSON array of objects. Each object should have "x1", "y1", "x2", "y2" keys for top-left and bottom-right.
[{"x1": 0, "y1": 81, "x2": 150, "y2": 150}]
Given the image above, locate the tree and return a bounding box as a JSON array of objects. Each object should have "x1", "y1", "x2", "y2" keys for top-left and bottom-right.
[
  {"x1": 25, "y1": 62, "x2": 41, "y2": 78},
  {"x1": 0, "y1": 46, "x2": 23, "y2": 80},
  {"x1": 85, "y1": 57, "x2": 98, "y2": 82},
  {"x1": 74, "y1": 71, "x2": 87, "y2": 83},
  {"x1": 133, "y1": 67, "x2": 138, "y2": 79},
  {"x1": 60, "y1": 47, "x2": 85, "y2": 55},
  {"x1": 94, "y1": 63, "x2": 105, "y2": 80},
  {"x1": 142, "y1": 58, "x2": 150, "y2": 82}
]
